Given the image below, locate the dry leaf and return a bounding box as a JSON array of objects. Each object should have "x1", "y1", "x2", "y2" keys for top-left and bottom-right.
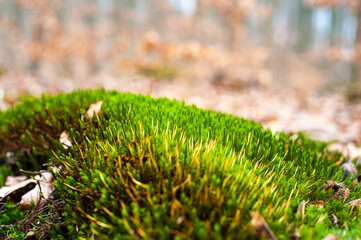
[
  {"x1": 5, "y1": 176, "x2": 27, "y2": 186},
  {"x1": 346, "y1": 199, "x2": 361, "y2": 207},
  {"x1": 350, "y1": 179, "x2": 359, "y2": 189},
  {"x1": 24, "y1": 231, "x2": 35, "y2": 240},
  {"x1": 19, "y1": 172, "x2": 55, "y2": 210},
  {"x1": 350, "y1": 175, "x2": 361, "y2": 189},
  {"x1": 340, "y1": 150, "x2": 358, "y2": 180},
  {"x1": 340, "y1": 161, "x2": 357, "y2": 180},
  {"x1": 59, "y1": 130, "x2": 72, "y2": 149},
  {"x1": 308, "y1": 200, "x2": 324, "y2": 209},
  {"x1": 328, "y1": 187, "x2": 349, "y2": 202},
  {"x1": 297, "y1": 200, "x2": 306, "y2": 216},
  {"x1": 250, "y1": 211, "x2": 278, "y2": 240},
  {"x1": 86, "y1": 100, "x2": 103, "y2": 118},
  {"x1": 335, "y1": 158, "x2": 343, "y2": 166},
  {"x1": 322, "y1": 234, "x2": 338, "y2": 240},
  {"x1": 0, "y1": 179, "x2": 36, "y2": 202},
  {"x1": 324, "y1": 180, "x2": 342, "y2": 192}
]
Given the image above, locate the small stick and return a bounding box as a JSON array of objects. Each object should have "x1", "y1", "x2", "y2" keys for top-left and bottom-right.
[{"x1": 19, "y1": 169, "x2": 47, "y2": 175}]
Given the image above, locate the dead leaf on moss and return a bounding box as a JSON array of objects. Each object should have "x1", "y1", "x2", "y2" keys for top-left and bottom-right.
[
  {"x1": 86, "y1": 100, "x2": 103, "y2": 118},
  {"x1": 328, "y1": 187, "x2": 349, "y2": 202},
  {"x1": 308, "y1": 201, "x2": 324, "y2": 209},
  {"x1": 340, "y1": 150, "x2": 358, "y2": 180},
  {"x1": 0, "y1": 178, "x2": 36, "y2": 202},
  {"x1": 19, "y1": 172, "x2": 56, "y2": 210},
  {"x1": 324, "y1": 180, "x2": 342, "y2": 192},
  {"x1": 5, "y1": 176, "x2": 27, "y2": 186},
  {"x1": 322, "y1": 234, "x2": 338, "y2": 240},
  {"x1": 250, "y1": 211, "x2": 278, "y2": 240},
  {"x1": 59, "y1": 130, "x2": 72, "y2": 149},
  {"x1": 335, "y1": 158, "x2": 343, "y2": 166},
  {"x1": 350, "y1": 175, "x2": 361, "y2": 189},
  {"x1": 346, "y1": 199, "x2": 361, "y2": 208},
  {"x1": 24, "y1": 231, "x2": 35, "y2": 239}
]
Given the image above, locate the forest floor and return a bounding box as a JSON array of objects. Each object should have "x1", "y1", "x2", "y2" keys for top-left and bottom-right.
[{"x1": 1, "y1": 71, "x2": 361, "y2": 158}]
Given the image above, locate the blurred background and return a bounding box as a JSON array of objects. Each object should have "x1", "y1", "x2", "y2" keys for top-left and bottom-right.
[{"x1": 0, "y1": 0, "x2": 361, "y2": 152}]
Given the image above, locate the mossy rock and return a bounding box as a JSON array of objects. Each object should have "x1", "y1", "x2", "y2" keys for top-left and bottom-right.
[{"x1": 0, "y1": 89, "x2": 359, "y2": 239}]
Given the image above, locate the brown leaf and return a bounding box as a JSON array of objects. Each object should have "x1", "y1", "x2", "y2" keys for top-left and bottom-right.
[
  {"x1": 346, "y1": 199, "x2": 361, "y2": 207},
  {"x1": 322, "y1": 234, "x2": 338, "y2": 240},
  {"x1": 5, "y1": 176, "x2": 27, "y2": 186},
  {"x1": 59, "y1": 130, "x2": 72, "y2": 149},
  {"x1": 335, "y1": 158, "x2": 343, "y2": 166},
  {"x1": 328, "y1": 187, "x2": 349, "y2": 202},
  {"x1": 308, "y1": 200, "x2": 324, "y2": 209},
  {"x1": 350, "y1": 174, "x2": 361, "y2": 189},
  {"x1": 0, "y1": 179, "x2": 36, "y2": 202},
  {"x1": 24, "y1": 231, "x2": 35, "y2": 240},
  {"x1": 86, "y1": 100, "x2": 103, "y2": 118},
  {"x1": 340, "y1": 150, "x2": 358, "y2": 180},
  {"x1": 324, "y1": 180, "x2": 342, "y2": 192},
  {"x1": 19, "y1": 172, "x2": 55, "y2": 210},
  {"x1": 250, "y1": 211, "x2": 278, "y2": 240}
]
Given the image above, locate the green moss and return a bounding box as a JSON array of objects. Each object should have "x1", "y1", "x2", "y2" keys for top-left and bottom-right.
[
  {"x1": 0, "y1": 164, "x2": 12, "y2": 187},
  {"x1": 0, "y1": 89, "x2": 358, "y2": 239},
  {"x1": 0, "y1": 199, "x2": 28, "y2": 238}
]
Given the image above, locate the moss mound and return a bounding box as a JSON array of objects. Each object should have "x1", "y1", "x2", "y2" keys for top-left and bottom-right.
[{"x1": 0, "y1": 89, "x2": 360, "y2": 239}]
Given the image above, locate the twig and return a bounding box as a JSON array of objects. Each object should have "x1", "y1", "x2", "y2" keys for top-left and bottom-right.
[
  {"x1": 0, "y1": 224, "x2": 16, "y2": 229},
  {"x1": 19, "y1": 169, "x2": 46, "y2": 175}
]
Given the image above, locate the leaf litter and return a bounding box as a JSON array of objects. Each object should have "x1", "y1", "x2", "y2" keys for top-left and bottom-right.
[
  {"x1": 250, "y1": 211, "x2": 278, "y2": 240},
  {"x1": 59, "y1": 130, "x2": 72, "y2": 149},
  {"x1": 86, "y1": 100, "x2": 102, "y2": 118}
]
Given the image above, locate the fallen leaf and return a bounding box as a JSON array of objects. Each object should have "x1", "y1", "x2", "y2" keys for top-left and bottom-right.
[
  {"x1": 59, "y1": 130, "x2": 72, "y2": 149},
  {"x1": 346, "y1": 199, "x2": 361, "y2": 207},
  {"x1": 86, "y1": 100, "x2": 103, "y2": 118},
  {"x1": 340, "y1": 150, "x2": 358, "y2": 180},
  {"x1": 5, "y1": 176, "x2": 27, "y2": 186},
  {"x1": 19, "y1": 172, "x2": 56, "y2": 210},
  {"x1": 335, "y1": 158, "x2": 343, "y2": 166},
  {"x1": 340, "y1": 162, "x2": 357, "y2": 180},
  {"x1": 350, "y1": 175, "x2": 361, "y2": 189},
  {"x1": 308, "y1": 201, "x2": 324, "y2": 209},
  {"x1": 250, "y1": 211, "x2": 278, "y2": 240},
  {"x1": 328, "y1": 187, "x2": 349, "y2": 202},
  {"x1": 322, "y1": 234, "x2": 338, "y2": 240},
  {"x1": 324, "y1": 180, "x2": 342, "y2": 192},
  {"x1": 24, "y1": 231, "x2": 35, "y2": 240},
  {"x1": 0, "y1": 179, "x2": 36, "y2": 202}
]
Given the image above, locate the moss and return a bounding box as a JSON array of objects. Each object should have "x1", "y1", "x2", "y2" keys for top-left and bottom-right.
[
  {"x1": 0, "y1": 164, "x2": 12, "y2": 187},
  {"x1": 0, "y1": 89, "x2": 359, "y2": 239},
  {"x1": 0, "y1": 199, "x2": 28, "y2": 239}
]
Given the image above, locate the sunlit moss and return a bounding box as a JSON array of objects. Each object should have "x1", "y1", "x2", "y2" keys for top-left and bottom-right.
[{"x1": 0, "y1": 89, "x2": 359, "y2": 239}]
